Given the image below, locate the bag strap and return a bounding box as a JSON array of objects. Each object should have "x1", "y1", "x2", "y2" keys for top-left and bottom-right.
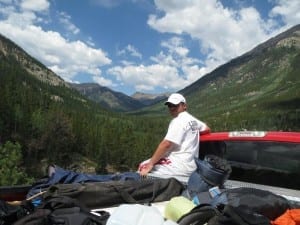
[
  {"x1": 110, "y1": 180, "x2": 159, "y2": 205},
  {"x1": 178, "y1": 204, "x2": 219, "y2": 225},
  {"x1": 13, "y1": 208, "x2": 51, "y2": 225},
  {"x1": 111, "y1": 185, "x2": 138, "y2": 203},
  {"x1": 41, "y1": 195, "x2": 90, "y2": 213},
  {"x1": 207, "y1": 205, "x2": 271, "y2": 225}
]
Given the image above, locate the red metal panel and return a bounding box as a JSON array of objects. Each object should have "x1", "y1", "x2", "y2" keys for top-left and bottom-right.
[{"x1": 200, "y1": 131, "x2": 300, "y2": 143}]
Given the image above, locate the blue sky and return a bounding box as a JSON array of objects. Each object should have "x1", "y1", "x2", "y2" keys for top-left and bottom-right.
[{"x1": 0, "y1": 0, "x2": 299, "y2": 96}]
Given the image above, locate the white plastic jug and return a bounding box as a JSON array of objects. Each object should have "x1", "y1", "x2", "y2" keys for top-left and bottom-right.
[{"x1": 107, "y1": 204, "x2": 178, "y2": 225}]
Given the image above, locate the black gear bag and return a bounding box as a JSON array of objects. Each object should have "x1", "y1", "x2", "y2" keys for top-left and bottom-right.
[
  {"x1": 43, "y1": 177, "x2": 184, "y2": 209},
  {"x1": 13, "y1": 196, "x2": 110, "y2": 225}
]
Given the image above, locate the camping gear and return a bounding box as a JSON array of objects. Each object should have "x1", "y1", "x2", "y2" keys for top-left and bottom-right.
[
  {"x1": 0, "y1": 200, "x2": 34, "y2": 225},
  {"x1": 271, "y1": 209, "x2": 300, "y2": 225},
  {"x1": 43, "y1": 177, "x2": 184, "y2": 209},
  {"x1": 177, "y1": 204, "x2": 219, "y2": 225},
  {"x1": 207, "y1": 204, "x2": 271, "y2": 225},
  {"x1": 178, "y1": 187, "x2": 293, "y2": 225},
  {"x1": 13, "y1": 195, "x2": 110, "y2": 225},
  {"x1": 27, "y1": 165, "x2": 140, "y2": 200},
  {"x1": 211, "y1": 187, "x2": 292, "y2": 220},
  {"x1": 183, "y1": 155, "x2": 231, "y2": 199}
]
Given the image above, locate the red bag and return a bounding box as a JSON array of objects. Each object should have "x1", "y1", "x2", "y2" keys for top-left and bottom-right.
[{"x1": 271, "y1": 209, "x2": 300, "y2": 225}]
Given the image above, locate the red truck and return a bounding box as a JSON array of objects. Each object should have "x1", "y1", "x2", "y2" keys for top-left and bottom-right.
[{"x1": 199, "y1": 131, "x2": 300, "y2": 203}]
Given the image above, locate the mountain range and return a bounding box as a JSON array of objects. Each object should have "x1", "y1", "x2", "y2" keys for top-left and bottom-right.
[
  {"x1": 69, "y1": 83, "x2": 170, "y2": 112},
  {"x1": 1, "y1": 25, "x2": 299, "y2": 123}
]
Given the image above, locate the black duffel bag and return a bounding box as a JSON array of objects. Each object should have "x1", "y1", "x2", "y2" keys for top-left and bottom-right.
[
  {"x1": 0, "y1": 200, "x2": 34, "y2": 225},
  {"x1": 13, "y1": 196, "x2": 110, "y2": 225},
  {"x1": 210, "y1": 187, "x2": 292, "y2": 221},
  {"x1": 43, "y1": 177, "x2": 184, "y2": 209}
]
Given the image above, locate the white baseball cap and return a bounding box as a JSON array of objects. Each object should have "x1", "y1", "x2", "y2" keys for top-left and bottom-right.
[{"x1": 165, "y1": 93, "x2": 186, "y2": 105}]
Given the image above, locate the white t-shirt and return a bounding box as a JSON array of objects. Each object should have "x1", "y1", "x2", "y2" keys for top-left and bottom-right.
[{"x1": 149, "y1": 111, "x2": 208, "y2": 177}]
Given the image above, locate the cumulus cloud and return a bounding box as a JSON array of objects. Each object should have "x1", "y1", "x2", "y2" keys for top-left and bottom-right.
[
  {"x1": 148, "y1": 0, "x2": 272, "y2": 67},
  {"x1": 108, "y1": 37, "x2": 203, "y2": 92},
  {"x1": 117, "y1": 44, "x2": 142, "y2": 59},
  {"x1": 0, "y1": 0, "x2": 111, "y2": 84},
  {"x1": 270, "y1": 0, "x2": 300, "y2": 26},
  {"x1": 93, "y1": 75, "x2": 116, "y2": 87},
  {"x1": 108, "y1": 64, "x2": 188, "y2": 92},
  {"x1": 58, "y1": 12, "x2": 80, "y2": 35},
  {"x1": 20, "y1": 0, "x2": 50, "y2": 12}
]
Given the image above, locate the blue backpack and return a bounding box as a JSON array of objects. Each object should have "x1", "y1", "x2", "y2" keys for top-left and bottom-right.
[{"x1": 183, "y1": 155, "x2": 232, "y2": 199}]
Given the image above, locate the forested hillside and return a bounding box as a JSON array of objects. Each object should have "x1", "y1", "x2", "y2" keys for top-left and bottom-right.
[
  {"x1": 0, "y1": 34, "x2": 170, "y2": 184},
  {"x1": 0, "y1": 64, "x2": 169, "y2": 183},
  {"x1": 186, "y1": 25, "x2": 300, "y2": 131}
]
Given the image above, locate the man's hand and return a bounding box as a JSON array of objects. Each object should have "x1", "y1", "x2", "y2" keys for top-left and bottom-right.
[
  {"x1": 139, "y1": 162, "x2": 154, "y2": 177},
  {"x1": 138, "y1": 139, "x2": 173, "y2": 177}
]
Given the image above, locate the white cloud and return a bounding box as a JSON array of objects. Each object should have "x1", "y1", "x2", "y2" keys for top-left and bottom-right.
[
  {"x1": 161, "y1": 37, "x2": 189, "y2": 58},
  {"x1": 93, "y1": 75, "x2": 116, "y2": 87},
  {"x1": 108, "y1": 63, "x2": 189, "y2": 92},
  {"x1": 0, "y1": 0, "x2": 112, "y2": 85},
  {"x1": 0, "y1": 23, "x2": 111, "y2": 80},
  {"x1": 2, "y1": 8, "x2": 38, "y2": 27},
  {"x1": 20, "y1": 0, "x2": 50, "y2": 12},
  {"x1": 117, "y1": 44, "x2": 142, "y2": 59},
  {"x1": 58, "y1": 12, "x2": 80, "y2": 35},
  {"x1": 270, "y1": 0, "x2": 300, "y2": 26},
  {"x1": 149, "y1": 0, "x2": 273, "y2": 66},
  {"x1": 108, "y1": 37, "x2": 204, "y2": 92}
]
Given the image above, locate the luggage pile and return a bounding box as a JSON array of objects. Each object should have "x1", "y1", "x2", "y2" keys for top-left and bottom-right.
[{"x1": 1, "y1": 157, "x2": 299, "y2": 225}]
